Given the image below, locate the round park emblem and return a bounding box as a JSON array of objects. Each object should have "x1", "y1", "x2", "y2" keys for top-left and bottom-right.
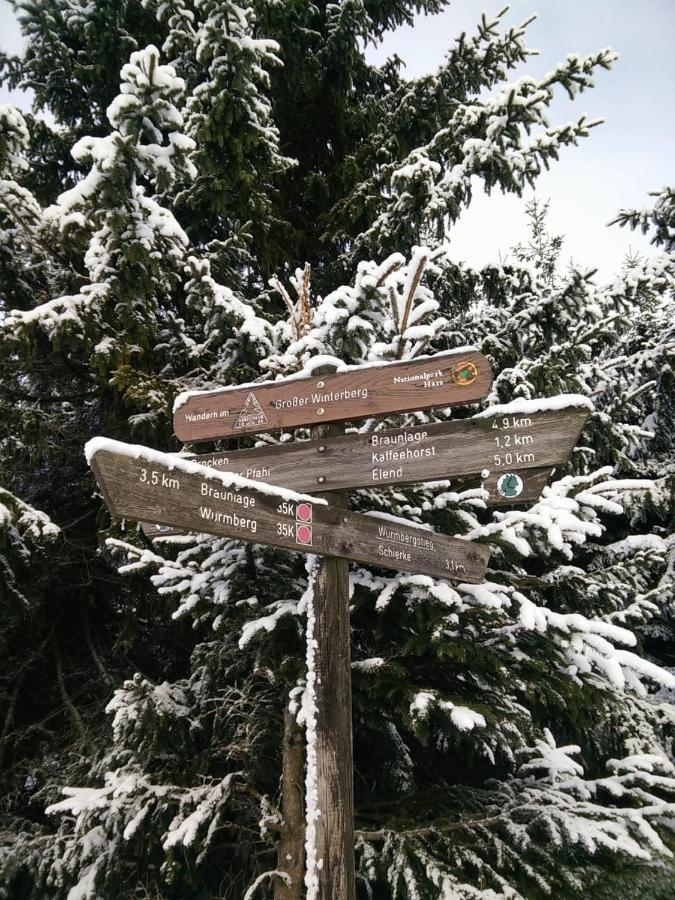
[
  {"x1": 296, "y1": 502, "x2": 313, "y2": 523},
  {"x1": 496, "y1": 472, "x2": 524, "y2": 499},
  {"x1": 452, "y1": 361, "x2": 478, "y2": 386}
]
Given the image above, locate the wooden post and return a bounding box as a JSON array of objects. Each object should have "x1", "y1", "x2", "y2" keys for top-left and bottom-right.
[
  {"x1": 311, "y1": 416, "x2": 356, "y2": 899},
  {"x1": 275, "y1": 703, "x2": 305, "y2": 900}
]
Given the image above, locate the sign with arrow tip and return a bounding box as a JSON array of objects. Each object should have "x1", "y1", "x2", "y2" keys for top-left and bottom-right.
[
  {"x1": 87, "y1": 439, "x2": 490, "y2": 584},
  {"x1": 163, "y1": 402, "x2": 590, "y2": 502}
]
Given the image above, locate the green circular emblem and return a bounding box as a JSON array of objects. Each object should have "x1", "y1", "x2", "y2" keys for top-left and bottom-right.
[
  {"x1": 452, "y1": 361, "x2": 478, "y2": 386},
  {"x1": 497, "y1": 473, "x2": 524, "y2": 499}
]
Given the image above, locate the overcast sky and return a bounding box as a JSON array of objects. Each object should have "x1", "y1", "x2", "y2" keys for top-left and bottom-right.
[{"x1": 1, "y1": 0, "x2": 673, "y2": 278}]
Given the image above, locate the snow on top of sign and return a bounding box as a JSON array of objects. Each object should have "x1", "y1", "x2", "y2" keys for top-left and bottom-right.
[
  {"x1": 473, "y1": 394, "x2": 593, "y2": 419},
  {"x1": 172, "y1": 346, "x2": 479, "y2": 412},
  {"x1": 84, "y1": 437, "x2": 328, "y2": 505}
]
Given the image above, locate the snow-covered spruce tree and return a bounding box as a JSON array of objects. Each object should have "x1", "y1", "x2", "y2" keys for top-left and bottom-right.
[
  {"x1": 0, "y1": 17, "x2": 282, "y2": 899},
  {"x1": 1, "y1": 2, "x2": 674, "y2": 899}
]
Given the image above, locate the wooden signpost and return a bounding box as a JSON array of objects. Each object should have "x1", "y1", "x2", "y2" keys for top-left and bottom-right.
[
  {"x1": 173, "y1": 349, "x2": 492, "y2": 441},
  {"x1": 87, "y1": 440, "x2": 490, "y2": 584},
  {"x1": 86, "y1": 340, "x2": 592, "y2": 900}
]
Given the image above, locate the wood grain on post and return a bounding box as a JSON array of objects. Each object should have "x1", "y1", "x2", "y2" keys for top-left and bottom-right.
[
  {"x1": 173, "y1": 350, "x2": 492, "y2": 442},
  {"x1": 87, "y1": 442, "x2": 490, "y2": 583},
  {"x1": 311, "y1": 420, "x2": 355, "y2": 900},
  {"x1": 275, "y1": 704, "x2": 306, "y2": 900}
]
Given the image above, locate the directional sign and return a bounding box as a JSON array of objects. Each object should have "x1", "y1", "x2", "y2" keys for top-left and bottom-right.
[
  {"x1": 173, "y1": 349, "x2": 492, "y2": 442},
  {"x1": 165, "y1": 403, "x2": 590, "y2": 503},
  {"x1": 87, "y1": 440, "x2": 490, "y2": 583},
  {"x1": 139, "y1": 465, "x2": 555, "y2": 539},
  {"x1": 140, "y1": 467, "x2": 555, "y2": 542}
]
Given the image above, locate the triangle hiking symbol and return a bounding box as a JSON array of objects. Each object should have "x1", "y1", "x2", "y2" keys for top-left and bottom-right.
[{"x1": 234, "y1": 391, "x2": 269, "y2": 430}]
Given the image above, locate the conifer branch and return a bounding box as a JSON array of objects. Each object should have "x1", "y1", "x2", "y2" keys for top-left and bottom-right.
[
  {"x1": 0, "y1": 673, "x2": 24, "y2": 770},
  {"x1": 375, "y1": 256, "x2": 404, "y2": 287},
  {"x1": 271, "y1": 264, "x2": 313, "y2": 341},
  {"x1": 388, "y1": 284, "x2": 400, "y2": 331},
  {"x1": 298, "y1": 262, "x2": 312, "y2": 335},
  {"x1": 52, "y1": 638, "x2": 91, "y2": 753},
  {"x1": 80, "y1": 602, "x2": 113, "y2": 686}
]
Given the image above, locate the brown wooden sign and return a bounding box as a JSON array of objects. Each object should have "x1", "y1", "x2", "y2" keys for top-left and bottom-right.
[
  {"x1": 173, "y1": 350, "x2": 492, "y2": 442},
  {"x1": 140, "y1": 468, "x2": 554, "y2": 540},
  {"x1": 165, "y1": 404, "x2": 590, "y2": 504},
  {"x1": 139, "y1": 466, "x2": 553, "y2": 539},
  {"x1": 87, "y1": 440, "x2": 490, "y2": 583}
]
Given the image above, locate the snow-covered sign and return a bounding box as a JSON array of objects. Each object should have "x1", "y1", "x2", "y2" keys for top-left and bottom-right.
[
  {"x1": 173, "y1": 349, "x2": 492, "y2": 442},
  {"x1": 86, "y1": 439, "x2": 490, "y2": 583},
  {"x1": 165, "y1": 396, "x2": 591, "y2": 504}
]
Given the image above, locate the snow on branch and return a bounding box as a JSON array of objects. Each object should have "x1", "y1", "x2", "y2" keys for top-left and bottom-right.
[
  {"x1": 351, "y1": 47, "x2": 617, "y2": 261},
  {"x1": 610, "y1": 186, "x2": 675, "y2": 253},
  {"x1": 356, "y1": 732, "x2": 675, "y2": 897},
  {"x1": 258, "y1": 247, "x2": 451, "y2": 374}
]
